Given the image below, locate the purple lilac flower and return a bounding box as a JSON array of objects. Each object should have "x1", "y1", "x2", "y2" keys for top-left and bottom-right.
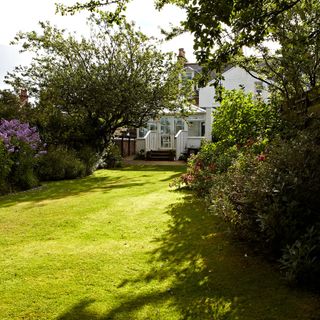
[{"x1": 0, "y1": 119, "x2": 45, "y2": 154}]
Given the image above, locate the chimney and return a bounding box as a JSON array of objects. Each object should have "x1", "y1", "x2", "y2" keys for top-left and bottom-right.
[
  {"x1": 177, "y1": 48, "x2": 187, "y2": 63},
  {"x1": 19, "y1": 89, "x2": 28, "y2": 106}
]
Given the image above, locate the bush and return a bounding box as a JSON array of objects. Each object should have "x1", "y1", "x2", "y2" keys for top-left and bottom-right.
[
  {"x1": 280, "y1": 226, "x2": 320, "y2": 287},
  {"x1": 0, "y1": 119, "x2": 44, "y2": 193},
  {"x1": 77, "y1": 145, "x2": 99, "y2": 175},
  {"x1": 9, "y1": 142, "x2": 40, "y2": 190},
  {"x1": 173, "y1": 89, "x2": 280, "y2": 194},
  {"x1": 0, "y1": 141, "x2": 13, "y2": 194},
  {"x1": 212, "y1": 88, "x2": 281, "y2": 147},
  {"x1": 37, "y1": 146, "x2": 85, "y2": 181},
  {"x1": 207, "y1": 127, "x2": 320, "y2": 285},
  {"x1": 172, "y1": 142, "x2": 239, "y2": 194}
]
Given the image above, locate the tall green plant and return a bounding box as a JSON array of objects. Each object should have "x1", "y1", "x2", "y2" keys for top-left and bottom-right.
[{"x1": 212, "y1": 89, "x2": 279, "y2": 147}]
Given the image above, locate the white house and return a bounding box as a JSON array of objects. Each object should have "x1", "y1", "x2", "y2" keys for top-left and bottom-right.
[
  {"x1": 200, "y1": 66, "x2": 269, "y2": 109},
  {"x1": 136, "y1": 51, "x2": 269, "y2": 160},
  {"x1": 136, "y1": 105, "x2": 212, "y2": 160}
]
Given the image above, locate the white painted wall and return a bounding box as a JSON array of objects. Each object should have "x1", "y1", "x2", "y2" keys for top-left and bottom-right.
[
  {"x1": 204, "y1": 107, "x2": 212, "y2": 141},
  {"x1": 199, "y1": 66, "x2": 269, "y2": 109}
]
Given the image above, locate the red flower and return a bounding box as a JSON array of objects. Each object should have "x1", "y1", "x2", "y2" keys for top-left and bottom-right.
[{"x1": 257, "y1": 154, "x2": 266, "y2": 161}]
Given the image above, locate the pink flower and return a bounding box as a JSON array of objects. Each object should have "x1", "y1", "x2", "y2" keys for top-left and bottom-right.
[{"x1": 257, "y1": 154, "x2": 266, "y2": 161}]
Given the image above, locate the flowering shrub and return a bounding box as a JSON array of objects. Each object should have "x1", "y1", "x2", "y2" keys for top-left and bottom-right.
[
  {"x1": 0, "y1": 119, "x2": 45, "y2": 193},
  {"x1": 207, "y1": 128, "x2": 320, "y2": 285},
  {"x1": 171, "y1": 142, "x2": 239, "y2": 193},
  {"x1": 172, "y1": 88, "x2": 320, "y2": 286},
  {"x1": 173, "y1": 89, "x2": 280, "y2": 194},
  {"x1": 0, "y1": 119, "x2": 44, "y2": 154}
]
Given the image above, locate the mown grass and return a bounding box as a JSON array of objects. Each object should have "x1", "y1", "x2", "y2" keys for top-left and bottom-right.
[{"x1": 0, "y1": 165, "x2": 319, "y2": 320}]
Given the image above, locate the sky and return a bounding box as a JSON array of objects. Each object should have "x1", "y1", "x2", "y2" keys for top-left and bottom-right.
[{"x1": 0, "y1": 0, "x2": 194, "y2": 89}]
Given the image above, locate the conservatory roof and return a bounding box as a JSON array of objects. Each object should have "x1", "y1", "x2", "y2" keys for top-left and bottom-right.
[{"x1": 161, "y1": 104, "x2": 206, "y2": 115}]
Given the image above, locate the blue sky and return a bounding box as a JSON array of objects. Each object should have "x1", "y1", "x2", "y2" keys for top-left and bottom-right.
[{"x1": 0, "y1": 0, "x2": 194, "y2": 89}]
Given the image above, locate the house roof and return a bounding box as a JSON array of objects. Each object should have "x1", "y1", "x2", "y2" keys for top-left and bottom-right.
[
  {"x1": 184, "y1": 61, "x2": 234, "y2": 82},
  {"x1": 185, "y1": 63, "x2": 202, "y2": 74},
  {"x1": 161, "y1": 104, "x2": 205, "y2": 115}
]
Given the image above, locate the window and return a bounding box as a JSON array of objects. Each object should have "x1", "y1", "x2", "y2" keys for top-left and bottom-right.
[
  {"x1": 188, "y1": 121, "x2": 205, "y2": 137},
  {"x1": 186, "y1": 71, "x2": 193, "y2": 80},
  {"x1": 255, "y1": 81, "x2": 263, "y2": 96},
  {"x1": 160, "y1": 117, "x2": 172, "y2": 135},
  {"x1": 138, "y1": 127, "x2": 148, "y2": 138},
  {"x1": 174, "y1": 119, "x2": 185, "y2": 134},
  {"x1": 138, "y1": 121, "x2": 157, "y2": 138}
]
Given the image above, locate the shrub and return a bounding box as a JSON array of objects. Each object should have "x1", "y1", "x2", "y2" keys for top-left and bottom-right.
[
  {"x1": 0, "y1": 141, "x2": 13, "y2": 194},
  {"x1": 37, "y1": 146, "x2": 85, "y2": 181},
  {"x1": 134, "y1": 149, "x2": 146, "y2": 160},
  {"x1": 174, "y1": 89, "x2": 280, "y2": 194},
  {"x1": 280, "y1": 226, "x2": 320, "y2": 287},
  {"x1": 77, "y1": 145, "x2": 99, "y2": 175},
  {"x1": 0, "y1": 119, "x2": 44, "y2": 192},
  {"x1": 207, "y1": 127, "x2": 320, "y2": 285},
  {"x1": 212, "y1": 88, "x2": 280, "y2": 147},
  {"x1": 172, "y1": 142, "x2": 239, "y2": 193}
]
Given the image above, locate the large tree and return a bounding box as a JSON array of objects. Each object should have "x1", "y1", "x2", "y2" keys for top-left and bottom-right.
[
  {"x1": 0, "y1": 90, "x2": 21, "y2": 120},
  {"x1": 7, "y1": 13, "x2": 186, "y2": 153},
  {"x1": 56, "y1": 0, "x2": 304, "y2": 84},
  {"x1": 156, "y1": 0, "x2": 304, "y2": 80},
  {"x1": 235, "y1": 0, "x2": 320, "y2": 101}
]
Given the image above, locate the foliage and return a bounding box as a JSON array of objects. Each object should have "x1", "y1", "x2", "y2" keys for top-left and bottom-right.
[
  {"x1": 280, "y1": 226, "x2": 320, "y2": 287},
  {"x1": 0, "y1": 141, "x2": 13, "y2": 194},
  {"x1": 173, "y1": 90, "x2": 280, "y2": 193},
  {"x1": 37, "y1": 146, "x2": 86, "y2": 181},
  {"x1": 173, "y1": 88, "x2": 320, "y2": 285},
  {"x1": 206, "y1": 126, "x2": 320, "y2": 285},
  {"x1": 212, "y1": 89, "x2": 280, "y2": 146},
  {"x1": 157, "y1": 0, "x2": 307, "y2": 85},
  {"x1": 236, "y1": 0, "x2": 320, "y2": 101},
  {"x1": 173, "y1": 143, "x2": 238, "y2": 193},
  {"x1": 76, "y1": 145, "x2": 100, "y2": 175},
  {"x1": 0, "y1": 90, "x2": 21, "y2": 120},
  {"x1": 134, "y1": 149, "x2": 146, "y2": 160},
  {"x1": 7, "y1": 12, "x2": 187, "y2": 156},
  {"x1": 56, "y1": 0, "x2": 127, "y2": 21},
  {"x1": 0, "y1": 119, "x2": 43, "y2": 153},
  {"x1": 55, "y1": 0, "x2": 305, "y2": 85},
  {"x1": 0, "y1": 119, "x2": 45, "y2": 193},
  {"x1": 0, "y1": 89, "x2": 35, "y2": 124},
  {"x1": 97, "y1": 142, "x2": 123, "y2": 169}
]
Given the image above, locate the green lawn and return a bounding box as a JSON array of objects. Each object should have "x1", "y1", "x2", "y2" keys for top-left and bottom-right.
[{"x1": 0, "y1": 165, "x2": 319, "y2": 320}]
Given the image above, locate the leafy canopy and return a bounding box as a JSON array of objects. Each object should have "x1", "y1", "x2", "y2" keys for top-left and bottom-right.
[
  {"x1": 0, "y1": 90, "x2": 21, "y2": 120},
  {"x1": 56, "y1": 0, "x2": 305, "y2": 85},
  {"x1": 7, "y1": 13, "x2": 186, "y2": 153},
  {"x1": 235, "y1": 0, "x2": 320, "y2": 100}
]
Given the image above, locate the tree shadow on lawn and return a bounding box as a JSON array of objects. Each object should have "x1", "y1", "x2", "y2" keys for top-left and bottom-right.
[
  {"x1": 0, "y1": 166, "x2": 184, "y2": 208},
  {"x1": 121, "y1": 164, "x2": 186, "y2": 172},
  {"x1": 56, "y1": 192, "x2": 320, "y2": 320},
  {"x1": 0, "y1": 175, "x2": 138, "y2": 208}
]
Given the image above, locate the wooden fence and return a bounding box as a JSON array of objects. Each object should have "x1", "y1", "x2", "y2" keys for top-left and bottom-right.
[{"x1": 113, "y1": 136, "x2": 136, "y2": 157}]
